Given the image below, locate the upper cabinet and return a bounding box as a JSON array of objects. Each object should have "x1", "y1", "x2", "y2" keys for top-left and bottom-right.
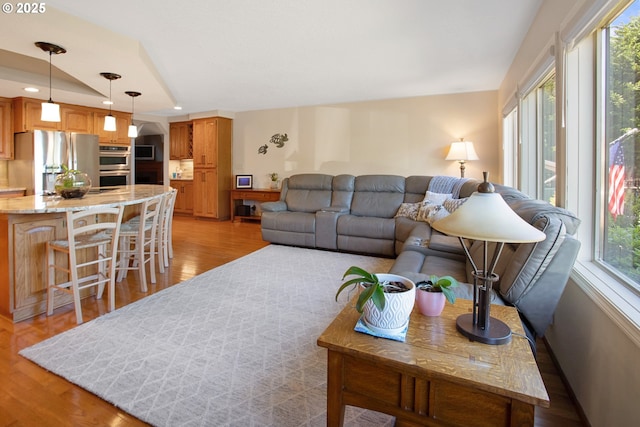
[
  {"x1": 12, "y1": 97, "x2": 131, "y2": 145},
  {"x1": 0, "y1": 97, "x2": 13, "y2": 159},
  {"x1": 13, "y1": 97, "x2": 61, "y2": 132},
  {"x1": 193, "y1": 117, "x2": 232, "y2": 168},
  {"x1": 93, "y1": 110, "x2": 132, "y2": 145},
  {"x1": 61, "y1": 105, "x2": 93, "y2": 134},
  {"x1": 170, "y1": 121, "x2": 193, "y2": 160}
]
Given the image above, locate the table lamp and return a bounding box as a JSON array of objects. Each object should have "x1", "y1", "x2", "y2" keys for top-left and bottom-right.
[
  {"x1": 445, "y1": 139, "x2": 479, "y2": 177},
  {"x1": 432, "y1": 172, "x2": 546, "y2": 344}
]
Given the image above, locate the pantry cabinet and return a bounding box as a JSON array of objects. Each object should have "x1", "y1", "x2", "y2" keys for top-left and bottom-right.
[{"x1": 192, "y1": 117, "x2": 232, "y2": 219}]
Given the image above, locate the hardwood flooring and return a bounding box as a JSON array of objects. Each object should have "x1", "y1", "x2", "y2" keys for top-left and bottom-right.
[{"x1": 0, "y1": 216, "x2": 585, "y2": 426}]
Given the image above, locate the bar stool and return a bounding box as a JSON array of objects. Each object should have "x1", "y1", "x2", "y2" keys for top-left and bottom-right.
[
  {"x1": 157, "y1": 188, "x2": 177, "y2": 268},
  {"x1": 116, "y1": 195, "x2": 162, "y2": 292},
  {"x1": 46, "y1": 205, "x2": 125, "y2": 324}
]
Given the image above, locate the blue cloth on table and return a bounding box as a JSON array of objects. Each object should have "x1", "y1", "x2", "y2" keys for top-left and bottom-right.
[{"x1": 354, "y1": 317, "x2": 408, "y2": 342}]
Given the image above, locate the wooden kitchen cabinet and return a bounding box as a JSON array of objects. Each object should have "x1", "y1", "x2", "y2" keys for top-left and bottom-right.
[
  {"x1": 93, "y1": 110, "x2": 132, "y2": 145},
  {"x1": 193, "y1": 169, "x2": 219, "y2": 217},
  {"x1": 12, "y1": 97, "x2": 61, "y2": 132},
  {"x1": 169, "y1": 121, "x2": 193, "y2": 160},
  {"x1": 0, "y1": 97, "x2": 12, "y2": 159},
  {"x1": 170, "y1": 180, "x2": 194, "y2": 214},
  {"x1": 61, "y1": 105, "x2": 93, "y2": 133},
  {"x1": 192, "y1": 117, "x2": 232, "y2": 219}
]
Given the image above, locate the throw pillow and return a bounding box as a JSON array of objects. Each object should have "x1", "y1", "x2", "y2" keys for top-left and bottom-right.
[
  {"x1": 416, "y1": 200, "x2": 450, "y2": 224},
  {"x1": 444, "y1": 197, "x2": 469, "y2": 213},
  {"x1": 424, "y1": 191, "x2": 452, "y2": 205},
  {"x1": 395, "y1": 202, "x2": 420, "y2": 220}
]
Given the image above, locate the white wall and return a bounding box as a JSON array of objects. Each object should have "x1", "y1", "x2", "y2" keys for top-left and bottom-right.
[{"x1": 233, "y1": 91, "x2": 499, "y2": 189}]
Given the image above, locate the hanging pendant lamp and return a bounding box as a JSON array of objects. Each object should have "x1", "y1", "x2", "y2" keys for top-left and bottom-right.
[
  {"x1": 100, "y1": 72, "x2": 121, "y2": 131},
  {"x1": 125, "y1": 91, "x2": 141, "y2": 138},
  {"x1": 35, "y1": 42, "x2": 66, "y2": 122}
]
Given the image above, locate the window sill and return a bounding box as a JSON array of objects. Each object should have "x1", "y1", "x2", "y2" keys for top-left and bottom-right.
[{"x1": 572, "y1": 260, "x2": 640, "y2": 347}]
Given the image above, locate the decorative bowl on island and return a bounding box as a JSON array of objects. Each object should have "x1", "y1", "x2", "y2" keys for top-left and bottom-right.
[{"x1": 54, "y1": 168, "x2": 92, "y2": 199}]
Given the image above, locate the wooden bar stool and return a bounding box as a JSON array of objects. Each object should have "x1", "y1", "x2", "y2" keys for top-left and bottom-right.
[
  {"x1": 116, "y1": 195, "x2": 162, "y2": 292},
  {"x1": 46, "y1": 205, "x2": 125, "y2": 324}
]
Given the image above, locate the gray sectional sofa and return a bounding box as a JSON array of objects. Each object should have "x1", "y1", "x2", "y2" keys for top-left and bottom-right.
[{"x1": 261, "y1": 173, "x2": 581, "y2": 346}]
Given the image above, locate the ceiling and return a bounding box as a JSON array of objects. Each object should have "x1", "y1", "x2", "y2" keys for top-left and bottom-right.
[{"x1": 0, "y1": 0, "x2": 542, "y2": 118}]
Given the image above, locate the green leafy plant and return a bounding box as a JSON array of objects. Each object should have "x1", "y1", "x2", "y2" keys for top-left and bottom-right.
[
  {"x1": 416, "y1": 275, "x2": 458, "y2": 305},
  {"x1": 269, "y1": 172, "x2": 279, "y2": 182},
  {"x1": 335, "y1": 266, "x2": 408, "y2": 313}
]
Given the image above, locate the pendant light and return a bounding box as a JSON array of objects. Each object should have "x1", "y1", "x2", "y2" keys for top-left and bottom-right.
[
  {"x1": 100, "y1": 72, "x2": 121, "y2": 131},
  {"x1": 125, "y1": 91, "x2": 141, "y2": 138},
  {"x1": 35, "y1": 42, "x2": 66, "y2": 122}
]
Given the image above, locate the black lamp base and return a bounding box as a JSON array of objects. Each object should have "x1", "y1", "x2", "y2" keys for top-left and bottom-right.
[{"x1": 456, "y1": 313, "x2": 512, "y2": 345}]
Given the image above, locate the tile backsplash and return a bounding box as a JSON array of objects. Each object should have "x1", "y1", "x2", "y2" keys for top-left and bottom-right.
[{"x1": 168, "y1": 159, "x2": 193, "y2": 179}]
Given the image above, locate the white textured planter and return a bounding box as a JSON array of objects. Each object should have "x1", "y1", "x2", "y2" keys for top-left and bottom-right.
[{"x1": 362, "y1": 274, "x2": 415, "y2": 334}]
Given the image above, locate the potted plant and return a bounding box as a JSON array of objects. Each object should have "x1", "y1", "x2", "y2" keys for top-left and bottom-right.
[
  {"x1": 335, "y1": 266, "x2": 415, "y2": 333},
  {"x1": 269, "y1": 172, "x2": 279, "y2": 189},
  {"x1": 415, "y1": 275, "x2": 458, "y2": 316}
]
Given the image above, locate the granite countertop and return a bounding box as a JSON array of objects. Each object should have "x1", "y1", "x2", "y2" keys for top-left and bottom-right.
[
  {"x1": 0, "y1": 184, "x2": 170, "y2": 214},
  {"x1": 169, "y1": 177, "x2": 193, "y2": 181}
]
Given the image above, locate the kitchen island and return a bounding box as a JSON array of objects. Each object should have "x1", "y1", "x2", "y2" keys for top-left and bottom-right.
[{"x1": 0, "y1": 184, "x2": 171, "y2": 322}]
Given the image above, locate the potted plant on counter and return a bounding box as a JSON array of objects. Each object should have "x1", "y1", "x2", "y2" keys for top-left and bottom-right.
[
  {"x1": 415, "y1": 275, "x2": 458, "y2": 316},
  {"x1": 335, "y1": 266, "x2": 415, "y2": 334}
]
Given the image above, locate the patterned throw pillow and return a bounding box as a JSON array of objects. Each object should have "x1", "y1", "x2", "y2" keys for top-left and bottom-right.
[
  {"x1": 416, "y1": 200, "x2": 450, "y2": 224},
  {"x1": 395, "y1": 202, "x2": 420, "y2": 220},
  {"x1": 444, "y1": 197, "x2": 469, "y2": 213}
]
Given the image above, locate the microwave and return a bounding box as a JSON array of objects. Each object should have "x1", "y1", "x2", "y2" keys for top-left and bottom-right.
[{"x1": 134, "y1": 145, "x2": 155, "y2": 160}]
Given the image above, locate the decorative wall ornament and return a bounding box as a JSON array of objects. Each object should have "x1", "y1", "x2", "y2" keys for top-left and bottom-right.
[{"x1": 258, "y1": 133, "x2": 289, "y2": 154}]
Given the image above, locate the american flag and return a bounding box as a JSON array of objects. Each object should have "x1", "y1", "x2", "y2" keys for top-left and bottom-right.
[{"x1": 608, "y1": 140, "x2": 625, "y2": 219}]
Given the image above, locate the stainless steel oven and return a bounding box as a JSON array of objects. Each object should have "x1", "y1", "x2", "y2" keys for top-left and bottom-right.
[
  {"x1": 99, "y1": 170, "x2": 130, "y2": 187},
  {"x1": 99, "y1": 145, "x2": 131, "y2": 170}
]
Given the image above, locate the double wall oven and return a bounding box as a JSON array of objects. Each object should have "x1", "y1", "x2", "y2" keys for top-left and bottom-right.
[{"x1": 99, "y1": 145, "x2": 131, "y2": 187}]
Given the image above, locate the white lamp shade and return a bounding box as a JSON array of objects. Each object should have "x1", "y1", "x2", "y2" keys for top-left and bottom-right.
[
  {"x1": 41, "y1": 101, "x2": 61, "y2": 122},
  {"x1": 432, "y1": 192, "x2": 546, "y2": 243},
  {"x1": 128, "y1": 124, "x2": 138, "y2": 138},
  {"x1": 104, "y1": 114, "x2": 116, "y2": 131},
  {"x1": 446, "y1": 141, "x2": 479, "y2": 161}
]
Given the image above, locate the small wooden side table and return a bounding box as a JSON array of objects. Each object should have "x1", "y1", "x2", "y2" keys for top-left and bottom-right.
[
  {"x1": 230, "y1": 188, "x2": 281, "y2": 222},
  {"x1": 317, "y1": 299, "x2": 549, "y2": 427}
]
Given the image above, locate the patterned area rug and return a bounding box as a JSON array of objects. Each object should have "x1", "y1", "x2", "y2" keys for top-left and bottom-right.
[{"x1": 20, "y1": 245, "x2": 395, "y2": 427}]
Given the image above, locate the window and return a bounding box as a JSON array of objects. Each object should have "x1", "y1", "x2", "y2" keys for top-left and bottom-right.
[
  {"x1": 520, "y1": 73, "x2": 557, "y2": 204},
  {"x1": 601, "y1": 0, "x2": 640, "y2": 293}
]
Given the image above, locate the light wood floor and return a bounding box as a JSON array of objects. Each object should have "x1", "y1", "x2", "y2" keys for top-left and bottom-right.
[{"x1": 0, "y1": 216, "x2": 586, "y2": 426}]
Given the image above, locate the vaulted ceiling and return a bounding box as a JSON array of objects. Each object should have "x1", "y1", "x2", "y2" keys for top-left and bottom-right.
[{"x1": 0, "y1": 0, "x2": 542, "y2": 117}]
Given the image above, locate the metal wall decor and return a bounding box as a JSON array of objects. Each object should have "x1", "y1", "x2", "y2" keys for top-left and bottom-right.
[{"x1": 258, "y1": 133, "x2": 288, "y2": 155}]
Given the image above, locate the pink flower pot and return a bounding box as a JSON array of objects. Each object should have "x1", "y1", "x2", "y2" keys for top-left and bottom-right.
[{"x1": 416, "y1": 289, "x2": 446, "y2": 316}]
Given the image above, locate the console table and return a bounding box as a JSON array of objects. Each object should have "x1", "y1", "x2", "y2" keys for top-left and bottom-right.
[
  {"x1": 230, "y1": 188, "x2": 280, "y2": 222},
  {"x1": 317, "y1": 299, "x2": 549, "y2": 427}
]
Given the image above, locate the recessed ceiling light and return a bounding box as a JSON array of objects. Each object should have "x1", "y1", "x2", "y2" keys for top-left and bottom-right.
[
  {"x1": 24, "y1": 87, "x2": 39, "y2": 92},
  {"x1": 173, "y1": 105, "x2": 182, "y2": 110},
  {"x1": 102, "y1": 100, "x2": 114, "y2": 105}
]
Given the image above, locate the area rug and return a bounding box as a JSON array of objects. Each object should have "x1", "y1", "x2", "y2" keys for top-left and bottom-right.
[{"x1": 20, "y1": 245, "x2": 395, "y2": 427}]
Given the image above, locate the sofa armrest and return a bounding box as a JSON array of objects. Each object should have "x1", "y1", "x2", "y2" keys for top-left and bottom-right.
[
  {"x1": 316, "y1": 210, "x2": 348, "y2": 250},
  {"x1": 261, "y1": 201, "x2": 288, "y2": 212}
]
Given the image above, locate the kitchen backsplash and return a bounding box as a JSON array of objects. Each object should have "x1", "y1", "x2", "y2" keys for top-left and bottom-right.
[{"x1": 169, "y1": 159, "x2": 193, "y2": 179}]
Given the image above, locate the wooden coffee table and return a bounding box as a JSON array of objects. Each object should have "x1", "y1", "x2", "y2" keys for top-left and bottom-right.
[{"x1": 317, "y1": 298, "x2": 549, "y2": 427}]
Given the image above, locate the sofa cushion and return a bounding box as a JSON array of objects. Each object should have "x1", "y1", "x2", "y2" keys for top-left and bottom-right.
[
  {"x1": 331, "y1": 174, "x2": 355, "y2": 209},
  {"x1": 337, "y1": 215, "x2": 395, "y2": 240},
  {"x1": 261, "y1": 211, "x2": 317, "y2": 233},
  {"x1": 350, "y1": 175, "x2": 405, "y2": 218},
  {"x1": 284, "y1": 174, "x2": 333, "y2": 213}
]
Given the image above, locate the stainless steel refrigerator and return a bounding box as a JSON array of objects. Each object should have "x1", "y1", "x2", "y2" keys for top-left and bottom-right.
[{"x1": 9, "y1": 131, "x2": 100, "y2": 195}]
